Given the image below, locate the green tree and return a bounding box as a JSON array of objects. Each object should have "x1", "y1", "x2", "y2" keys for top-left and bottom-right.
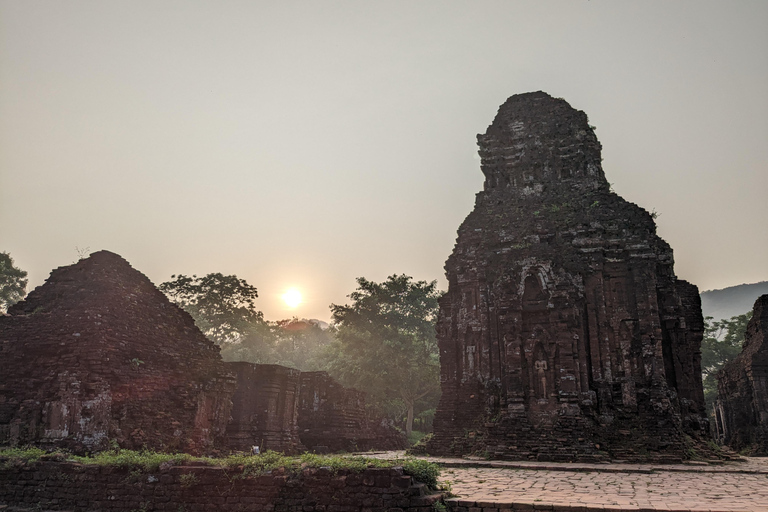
[
  {"x1": 219, "y1": 317, "x2": 334, "y2": 369},
  {"x1": 159, "y1": 273, "x2": 266, "y2": 345},
  {"x1": 271, "y1": 318, "x2": 334, "y2": 370},
  {"x1": 219, "y1": 319, "x2": 278, "y2": 363},
  {"x1": 0, "y1": 252, "x2": 28, "y2": 313},
  {"x1": 325, "y1": 274, "x2": 442, "y2": 436},
  {"x1": 701, "y1": 311, "x2": 752, "y2": 413}
]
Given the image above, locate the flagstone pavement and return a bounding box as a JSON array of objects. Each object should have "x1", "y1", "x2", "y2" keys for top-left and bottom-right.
[{"x1": 366, "y1": 452, "x2": 768, "y2": 512}]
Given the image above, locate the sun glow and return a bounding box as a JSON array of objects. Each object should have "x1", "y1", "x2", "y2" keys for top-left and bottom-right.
[{"x1": 282, "y1": 288, "x2": 302, "y2": 308}]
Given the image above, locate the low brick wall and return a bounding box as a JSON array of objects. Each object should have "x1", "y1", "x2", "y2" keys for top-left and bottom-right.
[{"x1": 0, "y1": 461, "x2": 443, "y2": 512}]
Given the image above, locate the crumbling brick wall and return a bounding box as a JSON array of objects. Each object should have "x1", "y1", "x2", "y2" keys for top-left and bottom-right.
[
  {"x1": 427, "y1": 92, "x2": 709, "y2": 462},
  {"x1": 0, "y1": 251, "x2": 235, "y2": 454},
  {"x1": 715, "y1": 295, "x2": 768, "y2": 454},
  {"x1": 225, "y1": 362, "x2": 303, "y2": 454},
  {"x1": 0, "y1": 251, "x2": 407, "y2": 457},
  {"x1": 298, "y1": 371, "x2": 406, "y2": 452}
]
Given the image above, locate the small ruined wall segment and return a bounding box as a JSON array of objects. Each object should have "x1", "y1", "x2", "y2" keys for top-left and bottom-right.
[
  {"x1": 225, "y1": 362, "x2": 303, "y2": 454},
  {"x1": 298, "y1": 371, "x2": 406, "y2": 452},
  {"x1": 715, "y1": 294, "x2": 768, "y2": 454},
  {"x1": 0, "y1": 461, "x2": 441, "y2": 512},
  {"x1": 0, "y1": 251, "x2": 235, "y2": 454},
  {"x1": 427, "y1": 92, "x2": 709, "y2": 462}
]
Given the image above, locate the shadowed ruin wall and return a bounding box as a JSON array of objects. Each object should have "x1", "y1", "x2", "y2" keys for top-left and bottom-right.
[
  {"x1": 715, "y1": 295, "x2": 768, "y2": 454},
  {"x1": 0, "y1": 461, "x2": 441, "y2": 512},
  {"x1": 225, "y1": 362, "x2": 303, "y2": 454},
  {"x1": 427, "y1": 92, "x2": 708, "y2": 462},
  {"x1": 298, "y1": 371, "x2": 406, "y2": 452},
  {"x1": 0, "y1": 251, "x2": 235, "y2": 453}
]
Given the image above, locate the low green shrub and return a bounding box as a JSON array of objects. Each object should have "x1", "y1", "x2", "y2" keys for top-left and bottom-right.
[
  {"x1": 406, "y1": 433, "x2": 433, "y2": 455},
  {"x1": 401, "y1": 458, "x2": 440, "y2": 488},
  {"x1": 71, "y1": 450, "x2": 194, "y2": 471},
  {"x1": 0, "y1": 446, "x2": 441, "y2": 488}
]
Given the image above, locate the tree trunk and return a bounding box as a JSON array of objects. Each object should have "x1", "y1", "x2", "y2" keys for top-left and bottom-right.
[{"x1": 405, "y1": 399, "x2": 414, "y2": 436}]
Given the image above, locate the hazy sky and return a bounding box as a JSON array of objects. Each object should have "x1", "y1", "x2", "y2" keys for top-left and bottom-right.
[{"x1": 1, "y1": 1, "x2": 766, "y2": 322}]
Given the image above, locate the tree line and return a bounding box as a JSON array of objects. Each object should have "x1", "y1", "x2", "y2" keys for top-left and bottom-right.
[
  {"x1": 0, "y1": 252, "x2": 442, "y2": 437},
  {"x1": 0, "y1": 250, "x2": 756, "y2": 435},
  {"x1": 159, "y1": 272, "x2": 441, "y2": 437}
]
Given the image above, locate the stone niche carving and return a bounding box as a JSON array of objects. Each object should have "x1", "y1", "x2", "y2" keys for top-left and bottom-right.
[
  {"x1": 715, "y1": 294, "x2": 768, "y2": 454},
  {"x1": 427, "y1": 92, "x2": 709, "y2": 462},
  {"x1": 0, "y1": 251, "x2": 235, "y2": 454}
]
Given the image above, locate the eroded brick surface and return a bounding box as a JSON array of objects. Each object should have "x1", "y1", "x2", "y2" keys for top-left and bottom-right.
[
  {"x1": 715, "y1": 295, "x2": 768, "y2": 454},
  {"x1": 0, "y1": 251, "x2": 235, "y2": 453},
  {"x1": 0, "y1": 251, "x2": 405, "y2": 456},
  {"x1": 298, "y1": 371, "x2": 406, "y2": 452},
  {"x1": 225, "y1": 362, "x2": 303, "y2": 453},
  {"x1": 427, "y1": 92, "x2": 709, "y2": 462}
]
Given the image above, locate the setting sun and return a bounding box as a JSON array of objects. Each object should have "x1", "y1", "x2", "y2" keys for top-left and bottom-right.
[{"x1": 282, "y1": 288, "x2": 302, "y2": 308}]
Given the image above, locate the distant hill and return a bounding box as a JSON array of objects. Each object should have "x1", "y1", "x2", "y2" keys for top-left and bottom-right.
[{"x1": 700, "y1": 281, "x2": 768, "y2": 321}]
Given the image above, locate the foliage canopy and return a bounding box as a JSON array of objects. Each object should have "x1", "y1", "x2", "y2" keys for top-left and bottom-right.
[
  {"x1": 159, "y1": 273, "x2": 264, "y2": 345},
  {"x1": 325, "y1": 274, "x2": 442, "y2": 435},
  {"x1": 701, "y1": 311, "x2": 752, "y2": 413},
  {"x1": 0, "y1": 252, "x2": 28, "y2": 313}
]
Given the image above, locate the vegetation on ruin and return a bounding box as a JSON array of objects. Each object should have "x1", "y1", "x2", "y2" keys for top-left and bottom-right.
[
  {"x1": 0, "y1": 447, "x2": 441, "y2": 488},
  {"x1": 701, "y1": 310, "x2": 752, "y2": 413},
  {"x1": 0, "y1": 251, "x2": 28, "y2": 313},
  {"x1": 0, "y1": 446, "x2": 46, "y2": 467}
]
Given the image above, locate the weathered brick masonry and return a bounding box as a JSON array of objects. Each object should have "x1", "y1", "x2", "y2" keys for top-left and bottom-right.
[
  {"x1": 0, "y1": 251, "x2": 404, "y2": 455},
  {"x1": 0, "y1": 460, "x2": 442, "y2": 512},
  {"x1": 298, "y1": 372, "x2": 406, "y2": 453},
  {"x1": 0, "y1": 251, "x2": 235, "y2": 454},
  {"x1": 226, "y1": 362, "x2": 303, "y2": 454},
  {"x1": 427, "y1": 92, "x2": 710, "y2": 462},
  {"x1": 715, "y1": 294, "x2": 768, "y2": 454}
]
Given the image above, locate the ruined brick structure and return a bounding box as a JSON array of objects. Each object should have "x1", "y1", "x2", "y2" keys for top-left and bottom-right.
[
  {"x1": 1, "y1": 251, "x2": 404, "y2": 455},
  {"x1": 0, "y1": 251, "x2": 235, "y2": 453},
  {"x1": 427, "y1": 92, "x2": 709, "y2": 461},
  {"x1": 225, "y1": 362, "x2": 303, "y2": 453},
  {"x1": 715, "y1": 295, "x2": 768, "y2": 454},
  {"x1": 298, "y1": 371, "x2": 406, "y2": 452}
]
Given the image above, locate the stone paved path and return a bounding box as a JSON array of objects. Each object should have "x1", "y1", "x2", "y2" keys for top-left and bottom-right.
[{"x1": 365, "y1": 452, "x2": 768, "y2": 512}]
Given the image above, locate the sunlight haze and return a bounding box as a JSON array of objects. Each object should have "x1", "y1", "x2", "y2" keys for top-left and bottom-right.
[{"x1": 1, "y1": 0, "x2": 766, "y2": 322}]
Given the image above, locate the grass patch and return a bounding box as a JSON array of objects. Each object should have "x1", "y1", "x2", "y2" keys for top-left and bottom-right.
[
  {"x1": 0, "y1": 447, "x2": 441, "y2": 488},
  {"x1": 300, "y1": 453, "x2": 391, "y2": 473},
  {"x1": 223, "y1": 450, "x2": 296, "y2": 476},
  {"x1": 0, "y1": 446, "x2": 47, "y2": 467},
  {"x1": 70, "y1": 450, "x2": 195, "y2": 471}
]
